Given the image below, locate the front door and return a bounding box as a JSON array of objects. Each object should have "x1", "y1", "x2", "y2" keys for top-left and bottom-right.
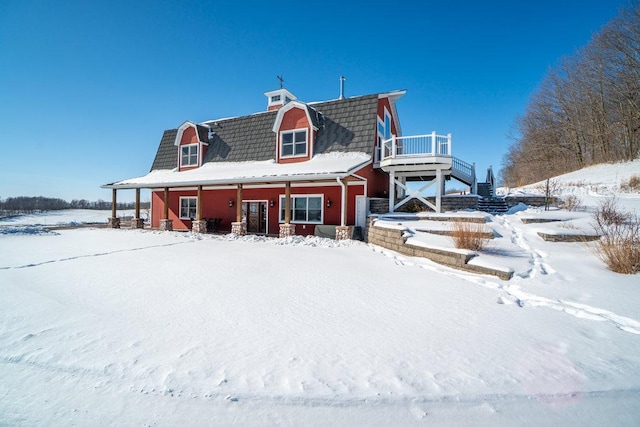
[{"x1": 243, "y1": 201, "x2": 267, "y2": 234}]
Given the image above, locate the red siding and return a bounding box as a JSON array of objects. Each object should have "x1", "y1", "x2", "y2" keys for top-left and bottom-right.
[
  {"x1": 151, "y1": 183, "x2": 365, "y2": 236},
  {"x1": 377, "y1": 97, "x2": 399, "y2": 137},
  {"x1": 277, "y1": 107, "x2": 311, "y2": 163}
]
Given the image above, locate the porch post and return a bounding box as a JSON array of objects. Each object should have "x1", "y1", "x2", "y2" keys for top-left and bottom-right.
[
  {"x1": 279, "y1": 181, "x2": 295, "y2": 238},
  {"x1": 130, "y1": 188, "x2": 144, "y2": 229},
  {"x1": 108, "y1": 188, "x2": 120, "y2": 228},
  {"x1": 160, "y1": 187, "x2": 173, "y2": 231},
  {"x1": 285, "y1": 181, "x2": 291, "y2": 224},
  {"x1": 192, "y1": 185, "x2": 207, "y2": 233},
  {"x1": 335, "y1": 177, "x2": 350, "y2": 240},
  {"x1": 231, "y1": 183, "x2": 246, "y2": 235}
]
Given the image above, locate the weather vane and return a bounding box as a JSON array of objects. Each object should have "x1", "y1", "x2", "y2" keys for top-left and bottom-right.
[{"x1": 277, "y1": 75, "x2": 284, "y2": 88}]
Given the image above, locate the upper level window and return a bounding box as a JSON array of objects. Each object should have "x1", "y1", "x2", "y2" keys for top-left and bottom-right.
[
  {"x1": 280, "y1": 129, "x2": 307, "y2": 158},
  {"x1": 181, "y1": 144, "x2": 198, "y2": 167},
  {"x1": 376, "y1": 109, "x2": 392, "y2": 162},
  {"x1": 271, "y1": 95, "x2": 281, "y2": 102}
]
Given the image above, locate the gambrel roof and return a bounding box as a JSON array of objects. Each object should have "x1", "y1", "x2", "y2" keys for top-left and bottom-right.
[{"x1": 150, "y1": 93, "x2": 382, "y2": 171}]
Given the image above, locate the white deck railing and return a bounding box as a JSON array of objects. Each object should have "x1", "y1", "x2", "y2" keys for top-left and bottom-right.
[
  {"x1": 379, "y1": 132, "x2": 476, "y2": 189},
  {"x1": 381, "y1": 132, "x2": 451, "y2": 160}
]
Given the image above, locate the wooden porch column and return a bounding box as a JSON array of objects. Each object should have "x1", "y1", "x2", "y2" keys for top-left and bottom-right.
[
  {"x1": 231, "y1": 183, "x2": 246, "y2": 235},
  {"x1": 135, "y1": 188, "x2": 140, "y2": 219},
  {"x1": 236, "y1": 184, "x2": 243, "y2": 223},
  {"x1": 335, "y1": 177, "x2": 351, "y2": 240},
  {"x1": 163, "y1": 187, "x2": 169, "y2": 220},
  {"x1": 112, "y1": 189, "x2": 117, "y2": 219},
  {"x1": 342, "y1": 180, "x2": 349, "y2": 227},
  {"x1": 108, "y1": 188, "x2": 120, "y2": 228},
  {"x1": 284, "y1": 181, "x2": 291, "y2": 224},
  {"x1": 197, "y1": 185, "x2": 203, "y2": 221},
  {"x1": 130, "y1": 188, "x2": 144, "y2": 229},
  {"x1": 279, "y1": 181, "x2": 295, "y2": 238},
  {"x1": 191, "y1": 185, "x2": 207, "y2": 233},
  {"x1": 160, "y1": 187, "x2": 173, "y2": 231}
]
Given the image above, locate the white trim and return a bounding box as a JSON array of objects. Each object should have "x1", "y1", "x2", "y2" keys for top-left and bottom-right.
[
  {"x1": 271, "y1": 101, "x2": 319, "y2": 132},
  {"x1": 149, "y1": 181, "x2": 365, "y2": 192},
  {"x1": 279, "y1": 128, "x2": 308, "y2": 159},
  {"x1": 179, "y1": 143, "x2": 199, "y2": 168},
  {"x1": 278, "y1": 193, "x2": 324, "y2": 224},
  {"x1": 174, "y1": 120, "x2": 209, "y2": 147},
  {"x1": 178, "y1": 196, "x2": 198, "y2": 219},
  {"x1": 265, "y1": 88, "x2": 297, "y2": 109}
]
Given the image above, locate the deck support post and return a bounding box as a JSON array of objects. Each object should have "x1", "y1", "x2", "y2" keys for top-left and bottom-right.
[
  {"x1": 388, "y1": 171, "x2": 395, "y2": 213},
  {"x1": 435, "y1": 168, "x2": 443, "y2": 213}
]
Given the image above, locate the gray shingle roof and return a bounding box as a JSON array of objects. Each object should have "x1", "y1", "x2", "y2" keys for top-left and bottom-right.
[{"x1": 150, "y1": 93, "x2": 380, "y2": 171}]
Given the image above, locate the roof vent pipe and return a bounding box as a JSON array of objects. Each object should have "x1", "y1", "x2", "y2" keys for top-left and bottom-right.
[{"x1": 339, "y1": 76, "x2": 345, "y2": 100}]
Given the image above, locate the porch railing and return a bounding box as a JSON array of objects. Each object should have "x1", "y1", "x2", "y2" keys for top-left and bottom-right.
[{"x1": 381, "y1": 132, "x2": 452, "y2": 160}]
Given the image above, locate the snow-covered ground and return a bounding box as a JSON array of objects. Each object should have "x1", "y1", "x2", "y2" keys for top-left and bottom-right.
[
  {"x1": 0, "y1": 209, "x2": 136, "y2": 227},
  {"x1": 1, "y1": 162, "x2": 639, "y2": 426}
]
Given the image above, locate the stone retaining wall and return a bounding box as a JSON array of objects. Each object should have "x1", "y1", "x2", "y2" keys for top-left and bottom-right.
[{"x1": 365, "y1": 217, "x2": 512, "y2": 280}]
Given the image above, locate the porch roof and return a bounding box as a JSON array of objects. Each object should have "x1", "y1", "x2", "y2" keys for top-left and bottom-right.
[{"x1": 102, "y1": 152, "x2": 371, "y2": 189}]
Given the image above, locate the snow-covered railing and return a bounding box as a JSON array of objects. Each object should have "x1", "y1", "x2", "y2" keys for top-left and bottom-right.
[{"x1": 382, "y1": 132, "x2": 451, "y2": 160}]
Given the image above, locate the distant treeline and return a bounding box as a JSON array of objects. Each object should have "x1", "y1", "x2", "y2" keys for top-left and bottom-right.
[
  {"x1": 0, "y1": 196, "x2": 150, "y2": 216},
  {"x1": 502, "y1": 1, "x2": 640, "y2": 187}
]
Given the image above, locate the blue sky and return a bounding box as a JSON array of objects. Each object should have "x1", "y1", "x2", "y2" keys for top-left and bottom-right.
[{"x1": 0, "y1": 0, "x2": 625, "y2": 202}]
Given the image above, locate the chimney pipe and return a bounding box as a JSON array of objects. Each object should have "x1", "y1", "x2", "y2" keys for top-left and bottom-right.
[{"x1": 339, "y1": 76, "x2": 345, "y2": 100}]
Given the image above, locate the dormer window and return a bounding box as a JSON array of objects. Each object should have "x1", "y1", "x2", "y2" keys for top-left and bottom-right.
[
  {"x1": 181, "y1": 144, "x2": 199, "y2": 167},
  {"x1": 281, "y1": 129, "x2": 307, "y2": 158}
]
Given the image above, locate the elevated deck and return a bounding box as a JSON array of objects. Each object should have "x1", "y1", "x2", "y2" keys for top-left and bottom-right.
[
  {"x1": 379, "y1": 133, "x2": 475, "y2": 186},
  {"x1": 378, "y1": 133, "x2": 477, "y2": 213}
]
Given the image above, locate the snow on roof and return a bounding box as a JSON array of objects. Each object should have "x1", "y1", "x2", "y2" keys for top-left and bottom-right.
[{"x1": 104, "y1": 152, "x2": 371, "y2": 189}]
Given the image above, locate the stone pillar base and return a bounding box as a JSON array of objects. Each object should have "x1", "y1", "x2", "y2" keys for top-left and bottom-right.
[
  {"x1": 335, "y1": 225, "x2": 351, "y2": 240},
  {"x1": 279, "y1": 223, "x2": 296, "y2": 238},
  {"x1": 130, "y1": 218, "x2": 145, "y2": 229},
  {"x1": 159, "y1": 219, "x2": 173, "y2": 231},
  {"x1": 231, "y1": 221, "x2": 247, "y2": 236},
  {"x1": 108, "y1": 217, "x2": 120, "y2": 229},
  {"x1": 192, "y1": 220, "x2": 207, "y2": 234}
]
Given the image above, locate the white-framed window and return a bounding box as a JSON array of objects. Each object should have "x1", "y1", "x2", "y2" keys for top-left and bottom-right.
[
  {"x1": 376, "y1": 109, "x2": 392, "y2": 161},
  {"x1": 279, "y1": 195, "x2": 323, "y2": 224},
  {"x1": 280, "y1": 129, "x2": 307, "y2": 158},
  {"x1": 179, "y1": 197, "x2": 197, "y2": 219},
  {"x1": 180, "y1": 144, "x2": 199, "y2": 167},
  {"x1": 271, "y1": 95, "x2": 281, "y2": 102}
]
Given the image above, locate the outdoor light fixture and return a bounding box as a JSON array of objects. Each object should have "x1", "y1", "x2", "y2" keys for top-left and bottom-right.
[
  {"x1": 326, "y1": 198, "x2": 332, "y2": 208},
  {"x1": 229, "y1": 199, "x2": 234, "y2": 207},
  {"x1": 269, "y1": 199, "x2": 275, "y2": 208}
]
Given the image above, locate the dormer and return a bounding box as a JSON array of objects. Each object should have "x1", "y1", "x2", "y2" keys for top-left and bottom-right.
[
  {"x1": 272, "y1": 101, "x2": 320, "y2": 164},
  {"x1": 174, "y1": 120, "x2": 210, "y2": 171},
  {"x1": 264, "y1": 88, "x2": 297, "y2": 111}
]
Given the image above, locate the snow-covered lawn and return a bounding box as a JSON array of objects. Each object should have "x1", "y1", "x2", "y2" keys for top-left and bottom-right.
[{"x1": 1, "y1": 160, "x2": 639, "y2": 425}]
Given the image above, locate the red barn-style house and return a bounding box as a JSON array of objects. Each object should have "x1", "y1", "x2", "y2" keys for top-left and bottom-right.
[{"x1": 103, "y1": 85, "x2": 478, "y2": 239}]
